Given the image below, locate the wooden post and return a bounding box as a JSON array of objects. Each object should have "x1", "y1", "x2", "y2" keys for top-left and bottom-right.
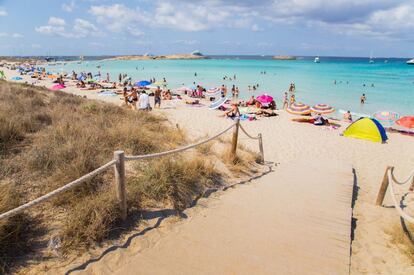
[
  {"x1": 376, "y1": 166, "x2": 391, "y2": 206},
  {"x1": 409, "y1": 176, "x2": 414, "y2": 192},
  {"x1": 258, "y1": 133, "x2": 264, "y2": 164},
  {"x1": 231, "y1": 118, "x2": 240, "y2": 160},
  {"x1": 114, "y1": 150, "x2": 127, "y2": 221}
]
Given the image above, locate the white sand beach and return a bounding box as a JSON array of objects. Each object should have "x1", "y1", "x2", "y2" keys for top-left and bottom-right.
[{"x1": 3, "y1": 67, "x2": 414, "y2": 274}]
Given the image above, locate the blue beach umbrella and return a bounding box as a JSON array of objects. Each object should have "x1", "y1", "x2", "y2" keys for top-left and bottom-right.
[
  {"x1": 135, "y1": 80, "x2": 151, "y2": 87},
  {"x1": 11, "y1": 76, "x2": 23, "y2": 81}
]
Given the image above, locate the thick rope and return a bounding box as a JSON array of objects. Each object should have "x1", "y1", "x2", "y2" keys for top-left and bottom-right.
[
  {"x1": 239, "y1": 124, "x2": 259, "y2": 140},
  {"x1": 388, "y1": 169, "x2": 414, "y2": 224},
  {"x1": 0, "y1": 160, "x2": 116, "y2": 220},
  {"x1": 390, "y1": 167, "x2": 414, "y2": 185},
  {"x1": 125, "y1": 122, "x2": 237, "y2": 160}
]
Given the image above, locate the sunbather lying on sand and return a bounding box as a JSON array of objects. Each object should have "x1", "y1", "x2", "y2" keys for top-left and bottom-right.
[
  {"x1": 256, "y1": 109, "x2": 277, "y2": 117},
  {"x1": 186, "y1": 99, "x2": 200, "y2": 105}
]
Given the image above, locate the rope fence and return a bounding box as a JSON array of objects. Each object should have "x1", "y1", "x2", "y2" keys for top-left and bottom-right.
[
  {"x1": 0, "y1": 119, "x2": 264, "y2": 221},
  {"x1": 376, "y1": 166, "x2": 414, "y2": 224}
]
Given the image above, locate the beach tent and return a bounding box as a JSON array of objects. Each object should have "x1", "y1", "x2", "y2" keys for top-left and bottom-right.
[{"x1": 343, "y1": 117, "x2": 387, "y2": 143}]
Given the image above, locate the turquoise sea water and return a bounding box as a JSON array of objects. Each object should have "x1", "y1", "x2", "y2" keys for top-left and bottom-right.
[{"x1": 48, "y1": 57, "x2": 414, "y2": 116}]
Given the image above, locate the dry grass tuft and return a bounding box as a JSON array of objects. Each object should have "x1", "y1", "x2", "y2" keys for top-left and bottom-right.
[
  {"x1": 129, "y1": 156, "x2": 220, "y2": 211},
  {"x1": 388, "y1": 223, "x2": 414, "y2": 262},
  {"x1": 0, "y1": 184, "x2": 32, "y2": 273},
  {"x1": 60, "y1": 186, "x2": 121, "y2": 253}
]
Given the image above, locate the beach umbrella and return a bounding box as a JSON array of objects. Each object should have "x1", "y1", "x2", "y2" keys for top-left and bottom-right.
[
  {"x1": 372, "y1": 111, "x2": 399, "y2": 125},
  {"x1": 287, "y1": 102, "x2": 311, "y2": 115},
  {"x1": 256, "y1": 94, "x2": 274, "y2": 104},
  {"x1": 135, "y1": 80, "x2": 151, "y2": 87},
  {"x1": 11, "y1": 76, "x2": 23, "y2": 81},
  {"x1": 311, "y1": 104, "x2": 335, "y2": 114},
  {"x1": 395, "y1": 116, "x2": 414, "y2": 129},
  {"x1": 206, "y1": 87, "x2": 221, "y2": 95}
]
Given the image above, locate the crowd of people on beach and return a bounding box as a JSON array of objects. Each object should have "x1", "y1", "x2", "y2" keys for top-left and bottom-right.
[{"x1": 3, "y1": 62, "x2": 382, "y2": 127}]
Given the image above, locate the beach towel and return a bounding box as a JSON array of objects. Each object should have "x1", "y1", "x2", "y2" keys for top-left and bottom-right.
[
  {"x1": 98, "y1": 91, "x2": 117, "y2": 96},
  {"x1": 51, "y1": 84, "x2": 66, "y2": 90}
]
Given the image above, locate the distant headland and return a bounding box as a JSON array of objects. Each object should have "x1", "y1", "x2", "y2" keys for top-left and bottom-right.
[
  {"x1": 272, "y1": 55, "x2": 297, "y2": 60},
  {"x1": 107, "y1": 52, "x2": 208, "y2": 61}
]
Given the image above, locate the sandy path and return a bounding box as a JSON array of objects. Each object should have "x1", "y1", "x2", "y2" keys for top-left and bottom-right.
[{"x1": 77, "y1": 158, "x2": 354, "y2": 275}]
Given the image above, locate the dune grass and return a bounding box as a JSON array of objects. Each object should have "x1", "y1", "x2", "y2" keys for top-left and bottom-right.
[
  {"x1": 0, "y1": 81, "x2": 193, "y2": 266},
  {"x1": 389, "y1": 223, "x2": 414, "y2": 263},
  {"x1": 0, "y1": 81, "x2": 259, "y2": 271}
]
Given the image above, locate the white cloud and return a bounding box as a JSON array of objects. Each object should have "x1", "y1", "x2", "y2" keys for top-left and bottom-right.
[
  {"x1": 172, "y1": 40, "x2": 199, "y2": 45},
  {"x1": 89, "y1": 4, "x2": 145, "y2": 36},
  {"x1": 62, "y1": 1, "x2": 76, "y2": 12},
  {"x1": 89, "y1": 2, "x2": 253, "y2": 33},
  {"x1": 251, "y1": 24, "x2": 261, "y2": 32},
  {"x1": 0, "y1": 8, "x2": 7, "y2": 16},
  {"x1": 36, "y1": 18, "x2": 101, "y2": 38},
  {"x1": 35, "y1": 25, "x2": 65, "y2": 36},
  {"x1": 0, "y1": 32, "x2": 24, "y2": 38},
  {"x1": 48, "y1": 17, "x2": 66, "y2": 26}
]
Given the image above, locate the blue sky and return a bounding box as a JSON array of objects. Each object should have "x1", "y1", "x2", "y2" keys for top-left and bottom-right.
[{"x1": 0, "y1": 0, "x2": 413, "y2": 57}]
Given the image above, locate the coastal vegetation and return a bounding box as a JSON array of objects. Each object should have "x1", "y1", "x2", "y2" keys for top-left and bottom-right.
[{"x1": 0, "y1": 81, "x2": 258, "y2": 273}]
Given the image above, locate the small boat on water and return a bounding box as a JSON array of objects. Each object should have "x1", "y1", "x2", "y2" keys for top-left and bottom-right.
[
  {"x1": 369, "y1": 51, "x2": 374, "y2": 64},
  {"x1": 407, "y1": 59, "x2": 414, "y2": 65},
  {"x1": 314, "y1": 56, "x2": 320, "y2": 63}
]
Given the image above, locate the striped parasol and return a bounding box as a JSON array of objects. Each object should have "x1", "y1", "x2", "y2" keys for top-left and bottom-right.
[
  {"x1": 311, "y1": 104, "x2": 335, "y2": 114},
  {"x1": 372, "y1": 111, "x2": 399, "y2": 125},
  {"x1": 206, "y1": 87, "x2": 221, "y2": 94},
  {"x1": 287, "y1": 102, "x2": 311, "y2": 115}
]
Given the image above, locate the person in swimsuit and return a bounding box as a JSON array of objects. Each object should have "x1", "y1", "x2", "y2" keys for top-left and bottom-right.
[
  {"x1": 224, "y1": 103, "x2": 241, "y2": 118},
  {"x1": 343, "y1": 111, "x2": 352, "y2": 123},
  {"x1": 128, "y1": 88, "x2": 138, "y2": 110},
  {"x1": 154, "y1": 86, "x2": 162, "y2": 108},
  {"x1": 283, "y1": 92, "x2": 289, "y2": 109},
  {"x1": 360, "y1": 93, "x2": 366, "y2": 104},
  {"x1": 290, "y1": 94, "x2": 296, "y2": 105}
]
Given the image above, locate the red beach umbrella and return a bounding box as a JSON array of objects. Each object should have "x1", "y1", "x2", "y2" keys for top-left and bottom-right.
[{"x1": 395, "y1": 116, "x2": 414, "y2": 129}]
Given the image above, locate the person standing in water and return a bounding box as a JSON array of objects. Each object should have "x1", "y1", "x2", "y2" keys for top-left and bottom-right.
[{"x1": 360, "y1": 93, "x2": 366, "y2": 104}]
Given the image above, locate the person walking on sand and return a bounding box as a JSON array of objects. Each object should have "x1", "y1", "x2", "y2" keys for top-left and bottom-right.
[
  {"x1": 138, "y1": 90, "x2": 151, "y2": 111},
  {"x1": 360, "y1": 93, "x2": 366, "y2": 104},
  {"x1": 283, "y1": 92, "x2": 289, "y2": 109},
  {"x1": 154, "y1": 86, "x2": 162, "y2": 108},
  {"x1": 221, "y1": 84, "x2": 227, "y2": 97}
]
